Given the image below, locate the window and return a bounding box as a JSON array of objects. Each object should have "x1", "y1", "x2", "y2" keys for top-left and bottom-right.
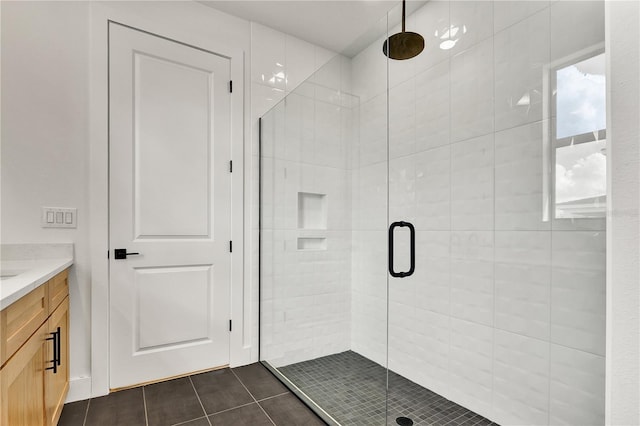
[{"x1": 553, "y1": 52, "x2": 606, "y2": 219}]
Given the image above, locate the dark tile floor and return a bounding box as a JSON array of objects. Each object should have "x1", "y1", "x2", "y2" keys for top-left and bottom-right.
[
  {"x1": 58, "y1": 363, "x2": 326, "y2": 426},
  {"x1": 278, "y1": 351, "x2": 499, "y2": 426}
]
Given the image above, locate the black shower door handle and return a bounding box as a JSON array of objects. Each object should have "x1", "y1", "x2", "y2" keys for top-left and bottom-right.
[{"x1": 388, "y1": 221, "x2": 415, "y2": 278}]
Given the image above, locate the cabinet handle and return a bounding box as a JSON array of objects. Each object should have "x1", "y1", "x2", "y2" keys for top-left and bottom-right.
[
  {"x1": 45, "y1": 331, "x2": 58, "y2": 374},
  {"x1": 55, "y1": 327, "x2": 61, "y2": 367}
]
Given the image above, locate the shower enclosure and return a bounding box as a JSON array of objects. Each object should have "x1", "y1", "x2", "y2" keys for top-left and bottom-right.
[{"x1": 260, "y1": 1, "x2": 607, "y2": 425}]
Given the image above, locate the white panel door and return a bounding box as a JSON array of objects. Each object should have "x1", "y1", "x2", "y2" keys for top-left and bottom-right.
[{"x1": 109, "y1": 23, "x2": 232, "y2": 389}]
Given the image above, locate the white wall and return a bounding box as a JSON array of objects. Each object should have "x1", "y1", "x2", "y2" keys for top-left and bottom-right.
[
  {"x1": 351, "y1": 1, "x2": 607, "y2": 425},
  {"x1": 605, "y1": 1, "x2": 640, "y2": 425},
  {"x1": 1, "y1": 0, "x2": 92, "y2": 396},
  {"x1": 1, "y1": 0, "x2": 333, "y2": 401}
]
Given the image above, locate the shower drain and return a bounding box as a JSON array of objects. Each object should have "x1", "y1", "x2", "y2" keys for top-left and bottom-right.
[{"x1": 396, "y1": 417, "x2": 414, "y2": 426}]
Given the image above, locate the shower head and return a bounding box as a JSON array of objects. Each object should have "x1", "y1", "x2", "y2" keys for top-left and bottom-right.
[
  {"x1": 383, "y1": 31, "x2": 425, "y2": 60},
  {"x1": 383, "y1": 0, "x2": 425, "y2": 60}
]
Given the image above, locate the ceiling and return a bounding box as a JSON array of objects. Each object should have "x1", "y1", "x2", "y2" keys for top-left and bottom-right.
[{"x1": 198, "y1": 1, "x2": 427, "y2": 56}]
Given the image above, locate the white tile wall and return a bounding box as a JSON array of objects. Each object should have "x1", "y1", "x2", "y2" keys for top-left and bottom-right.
[
  {"x1": 284, "y1": 35, "x2": 316, "y2": 92},
  {"x1": 449, "y1": 0, "x2": 494, "y2": 54},
  {"x1": 346, "y1": 1, "x2": 605, "y2": 425},
  {"x1": 415, "y1": 146, "x2": 450, "y2": 230},
  {"x1": 551, "y1": 231, "x2": 606, "y2": 356},
  {"x1": 493, "y1": 330, "x2": 550, "y2": 425},
  {"x1": 494, "y1": 231, "x2": 551, "y2": 340},
  {"x1": 549, "y1": 344, "x2": 605, "y2": 425},
  {"x1": 451, "y1": 135, "x2": 494, "y2": 230},
  {"x1": 261, "y1": 1, "x2": 606, "y2": 425},
  {"x1": 414, "y1": 231, "x2": 450, "y2": 315},
  {"x1": 549, "y1": 0, "x2": 605, "y2": 63},
  {"x1": 450, "y1": 231, "x2": 494, "y2": 326},
  {"x1": 412, "y1": 308, "x2": 450, "y2": 396},
  {"x1": 415, "y1": 60, "x2": 450, "y2": 153},
  {"x1": 251, "y1": 24, "x2": 287, "y2": 90},
  {"x1": 450, "y1": 38, "x2": 495, "y2": 142},
  {"x1": 389, "y1": 156, "x2": 416, "y2": 225},
  {"x1": 493, "y1": 1, "x2": 550, "y2": 34},
  {"x1": 256, "y1": 24, "x2": 354, "y2": 367},
  {"x1": 357, "y1": 93, "x2": 387, "y2": 167},
  {"x1": 494, "y1": 9, "x2": 550, "y2": 131},
  {"x1": 412, "y1": 0, "x2": 450, "y2": 73},
  {"x1": 389, "y1": 77, "x2": 417, "y2": 159},
  {"x1": 449, "y1": 318, "x2": 494, "y2": 416},
  {"x1": 494, "y1": 121, "x2": 551, "y2": 230}
]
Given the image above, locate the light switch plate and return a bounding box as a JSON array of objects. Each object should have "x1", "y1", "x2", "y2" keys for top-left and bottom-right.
[{"x1": 42, "y1": 207, "x2": 77, "y2": 228}]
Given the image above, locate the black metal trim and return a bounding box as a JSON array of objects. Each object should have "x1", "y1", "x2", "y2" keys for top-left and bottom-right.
[
  {"x1": 388, "y1": 221, "x2": 415, "y2": 278},
  {"x1": 55, "y1": 327, "x2": 61, "y2": 366},
  {"x1": 258, "y1": 117, "x2": 262, "y2": 362}
]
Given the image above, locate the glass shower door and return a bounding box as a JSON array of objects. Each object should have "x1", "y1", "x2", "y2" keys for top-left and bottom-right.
[
  {"x1": 259, "y1": 34, "x2": 390, "y2": 423},
  {"x1": 384, "y1": 1, "x2": 606, "y2": 426}
]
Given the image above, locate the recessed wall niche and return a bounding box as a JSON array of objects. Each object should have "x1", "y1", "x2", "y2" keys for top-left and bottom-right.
[
  {"x1": 297, "y1": 192, "x2": 327, "y2": 230},
  {"x1": 297, "y1": 237, "x2": 327, "y2": 251}
]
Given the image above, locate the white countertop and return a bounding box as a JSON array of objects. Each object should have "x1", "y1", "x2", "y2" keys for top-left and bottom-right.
[{"x1": 0, "y1": 244, "x2": 74, "y2": 310}]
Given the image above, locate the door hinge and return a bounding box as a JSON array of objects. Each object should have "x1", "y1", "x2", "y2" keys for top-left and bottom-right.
[
  {"x1": 229, "y1": 241, "x2": 233, "y2": 252},
  {"x1": 107, "y1": 250, "x2": 110, "y2": 259},
  {"x1": 229, "y1": 80, "x2": 233, "y2": 93},
  {"x1": 229, "y1": 320, "x2": 232, "y2": 332},
  {"x1": 229, "y1": 160, "x2": 233, "y2": 173}
]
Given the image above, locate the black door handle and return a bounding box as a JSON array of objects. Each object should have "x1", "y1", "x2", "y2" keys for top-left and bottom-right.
[
  {"x1": 388, "y1": 221, "x2": 415, "y2": 278},
  {"x1": 114, "y1": 249, "x2": 141, "y2": 259}
]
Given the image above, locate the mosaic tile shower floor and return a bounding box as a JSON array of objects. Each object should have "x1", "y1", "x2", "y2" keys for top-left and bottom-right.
[{"x1": 278, "y1": 351, "x2": 499, "y2": 426}]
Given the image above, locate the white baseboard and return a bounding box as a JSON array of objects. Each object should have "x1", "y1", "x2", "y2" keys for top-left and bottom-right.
[{"x1": 66, "y1": 376, "x2": 92, "y2": 403}]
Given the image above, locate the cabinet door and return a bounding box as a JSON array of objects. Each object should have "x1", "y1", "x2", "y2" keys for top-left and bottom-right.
[
  {"x1": 48, "y1": 270, "x2": 68, "y2": 315},
  {"x1": 0, "y1": 283, "x2": 48, "y2": 366},
  {"x1": 45, "y1": 297, "x2": 69, "y2": 426},
  {"x1": 0, "y1": 322, "x2": 47, "y2": 426}
]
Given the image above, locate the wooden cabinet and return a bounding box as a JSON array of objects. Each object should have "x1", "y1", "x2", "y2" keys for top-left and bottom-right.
[
  {"x1": 45, "y1": 298, "x2": 69, "y2": 426},
  {"x1": 0, "y1": 269, "x2": 70, "y2": 426},
  {"x1": 0, "y1": 322, "x2": 47, "y2": 425}
]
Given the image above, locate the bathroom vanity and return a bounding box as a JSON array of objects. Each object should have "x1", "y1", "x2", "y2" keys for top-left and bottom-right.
[{"x1": 0, "y1": 247, "x2": 73, "y2": 426}]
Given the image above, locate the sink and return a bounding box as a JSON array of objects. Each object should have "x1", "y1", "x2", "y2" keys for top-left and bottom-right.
[{"x1": 0, "y1": 269, "x2": 28, "y2": 280}]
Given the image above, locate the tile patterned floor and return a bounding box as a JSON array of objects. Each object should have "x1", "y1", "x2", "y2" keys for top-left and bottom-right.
[
  {"x1": 278, "y1": 351, "x2": 499, "y2": 426},
  {"x1": 58, "y1": 363, "x2": 326, "y2": 426}
]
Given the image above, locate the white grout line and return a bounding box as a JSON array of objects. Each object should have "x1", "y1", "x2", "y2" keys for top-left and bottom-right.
[
  {"x1": 189, "y1": 376, "x2": 213, "y2": 426},
  {"x1": 203, "y1": 390, "x2": 290, "y2": 417},
  {"x1": 208, "y1": 401, "x2": 255, "y2": 416},
  {"x1": 171, "y1": 415, "x2": 209, "y2": 426},
  {"x1": 142, "y1": 387, "x2": 149, "y2": 426},
  {"x1": 256, "y1": 391, "x2": 290, "y2": 403},
  {"x1": 81, "y1": 398, "x2": 91, "y2": 426},
  {"x1": 230, "y1": 368, "x2": 277, "y2": 426}
]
